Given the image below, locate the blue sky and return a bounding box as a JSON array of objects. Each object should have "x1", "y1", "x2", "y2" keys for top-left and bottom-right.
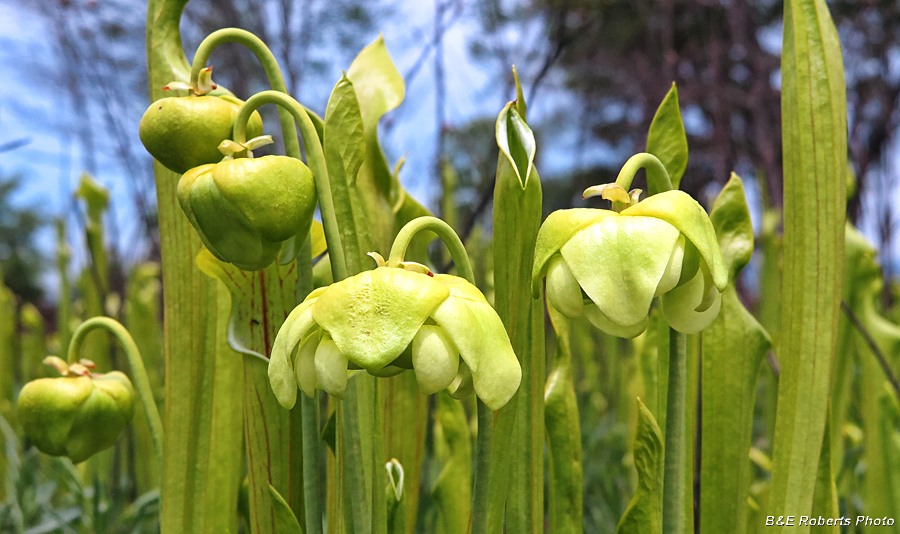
[
  {"x1": 3, "y1": 0, "x2": 895, "y2": 298},
  {"x1": 0, "y1": 1, "x2": 613, "y2": 291},
  {"x1": 0, "y1": 2, "x2": 513, "y2": 292}
]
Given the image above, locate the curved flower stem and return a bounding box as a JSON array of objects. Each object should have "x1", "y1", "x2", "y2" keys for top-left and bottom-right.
[
  {"x1": 387, "y1": 216, "x2": 474, "y2": 283},
  {"x1": 614, "y1": 153, "x2": 674, "y2": 196},
  {"x1": 233, "y1": 90, "x2": 347, "y2": 280},
  {"x1": 662, "y1": 328, "x2": 687, "y2": 534},
  {"x1": 388, "y1": 216, "x2": 493, "y2": 532},
  {"x1": 67, "y1": 316, "x2": 164, "y2": 481},
  {"x1": 189, "y1": 28, "x2": 301, "y2": 158}
]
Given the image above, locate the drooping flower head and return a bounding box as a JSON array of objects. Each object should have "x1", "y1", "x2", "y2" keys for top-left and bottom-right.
[
  {"x1": 269, "y1": 217, "x2": 521, "y2": 411},
  {"x1": 177, "y1": 136, "x2": 317, "y2": 271},
  {"x1": 139, "y1": 68, "x2": 264, "y2": 175},
  {"x1": 532, "y1": 154, "x2": 727, "y2": 337},
  {"x1": 18, "y1": 357, "x2": 135, "y2": 464}
]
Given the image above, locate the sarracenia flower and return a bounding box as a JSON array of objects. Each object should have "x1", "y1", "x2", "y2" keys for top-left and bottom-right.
[
  {"x1": 178, "y1": 137, "x2": 317, "y2": 271},
  {"x1": 18, "y1": 357, "x2": 134, "y2": 464},
  {"x1": 139, "y1": 69, "x2": 263, "y2": 175},
  {"x1": 269, "y1": 220, "x2": 521, "y2": 411},
  {"x1": 532, "y1": 156, "x2": 727, "y2": 337}
]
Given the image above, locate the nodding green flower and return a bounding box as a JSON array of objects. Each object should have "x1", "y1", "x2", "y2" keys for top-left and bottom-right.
[
  {"x1": 532, "y1": 182, "x2": 727, "y2": 337},
  {"x1": 268, "y1": 254, "x2": 521, "y2": 411},
  {"x1": 178, "y1": 139, "x2": 317, "y2": 271},
  {"x1": 139, "y1": 69, "x2": 263, "y2": 175},
  {"x1": 17, "y1": 357, "x2": 135, "y2": 464}
]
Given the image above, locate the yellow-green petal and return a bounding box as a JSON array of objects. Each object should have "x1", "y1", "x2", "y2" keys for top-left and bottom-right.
[
  {"x1": 65, "y1": 372, "x2": 135, "y2": 464},
  {"x1": 315, "y1": 339, "x2": 349, "y2": 399},
  {"x1": 412, "y1": 325, "x2": 460, "y2": 395},
  {"x1": 561, "y1": 215, "x2": 679, "y2": 327},
  {"x1": 661, "y1": 266, "x2": 722, "y2": 334},
  {"x1": 186, "y1": 165, "x2": 280, "y2": 270},
  {"x1": 295, "y1": 334, "x2": 319, "y2": 398},
  {"x1": 622, "y1": 190, "x2": 727, "y2": 292},
  {"x1": 211, "y1": 156, "x2": 317, "y2": 243},
  {"x1": 655, "y1": 235, "x2": 685, "y2": 297},
  {"x1": 367, "y1": 366, "x2": 406, "y2": 378},
  {"x1": 430, "y1": 276, "x2": 521, "y2": 411},
  {"x1": 269, "y1": 298, "x2": 320, "y2": 408},
  {"x1": 18, "y1": 376, "x2": 94, "y2": 457},
  {"x1": 313, "y1": 267, "x2": 450, "y2": 370},
  {"x1": 583, "y1": 303, "x2": 649, "y2": 339},
  {"x1": 532, "y1": 208, "x2": 616, "y2": 297},
  {"x1": 546, "y1": 256, "x2": 584, "y2": 319},
  {"x1": 448, "y1": 362, "x2": 474, "y2": 400}
]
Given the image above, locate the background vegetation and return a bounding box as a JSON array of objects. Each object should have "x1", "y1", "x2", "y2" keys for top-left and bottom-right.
[{"x1": 1, "y1": 0, "x2": 899, "y2": 531}]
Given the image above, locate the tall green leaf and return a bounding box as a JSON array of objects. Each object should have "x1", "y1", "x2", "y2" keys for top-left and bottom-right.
[
  {"x1": 196, "y1": 250, "x2": 299, "y2": 534},
  {"x1": 125, "y1": 263, "x2": 165, "y2": 495},
  {"x1": 321, "y1": 63, "x2": 390, "y2": 534},
  {"x1": 347, "y1": 35, "x2": 406, "y2": 254},
  {"x1": 347, "y1": 40, "x2": 432, "y2": 532},
  {"x1": 431, "y1": 392, "x2": 472, "y2": 534},
  {"x1": 545, "y1": 306, "x2": 583, "y2": 534},
  {"x1": 843, "y1": 225, "x2": 900, "y2": 530},
  {"x1": 270, "y1": 484, "x2": 305, "y2": 534},
  {"x1": 770, "y1": 0, "x2": 847, "y2": 529},
  {"x1": 618, "y1": 399, "x2": 663, "y2": 534},
  {"x1": 646, "y1": 83, "x2": 688, "y2": 189},
  {"x1": 145, "y1": 2, "x2": 244, "y2": 531},
  {"x1": 700, "y1": 175, "x2": 771, "y2": 534},
  {"x1": 809, "y1": 416, "x2": 839, "y2": 534},
  {"x1": 487, "y1": 69, "x2": 544, "y2": 534}
]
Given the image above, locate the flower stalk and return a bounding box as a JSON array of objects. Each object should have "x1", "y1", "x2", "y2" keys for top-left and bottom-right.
[{"x1": 67, "y1": 317, "x2": 164, "y2": 477}]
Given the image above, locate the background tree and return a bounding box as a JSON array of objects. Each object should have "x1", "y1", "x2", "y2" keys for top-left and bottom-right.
[{"x1": 0, "y1": 174, "x2": 45, "y2": 304}]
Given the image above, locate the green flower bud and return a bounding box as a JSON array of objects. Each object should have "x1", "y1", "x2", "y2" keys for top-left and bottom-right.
[
  {"x1": 18, "y1": 360, "x2": 135, "y2": 464},
  {"x1": 178, "y1": 155, "x2": 317, "y2": 271},
  {"x1": 269, "y1": 265, "x2": 521, "y2": 411},
  {"x1": 533, "y1": 189, "x2": 727, "y2": 337},
  {"x1": 140, "y1": 94, "x2": 263, "y2": 175}
]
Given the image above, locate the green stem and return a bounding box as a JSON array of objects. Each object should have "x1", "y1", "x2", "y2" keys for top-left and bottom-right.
[
  {"x1": 662, "y1": 327, "x2": 686, "y2": 534},
  {"x1": 67, "y1": 317, "x2": 164, "y2": 481},
  {"x1": 613, "y1": 153, "x2": 673, "y2": 196},
  {"x1": 296, "y1": 235, "x2": 324, "y2": 534},
  {"x1": 470, "y1": 400, "x2": 494, "y2": 533},
  {"x1": 341, "y1": 380, "x2": 369, "y2": 534},
  {"x1": 189, "y1": 28, "x2": 301, "y2": 158},
  {"x1": 233, "y1": 91, "x2": 346, "y2": 280},
  {"x1": 388, "y1": 216, "x2": 495, "y2": 533},
  {"x1": 387, "y1": 216, "x2": 474, "y2": 283}
]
